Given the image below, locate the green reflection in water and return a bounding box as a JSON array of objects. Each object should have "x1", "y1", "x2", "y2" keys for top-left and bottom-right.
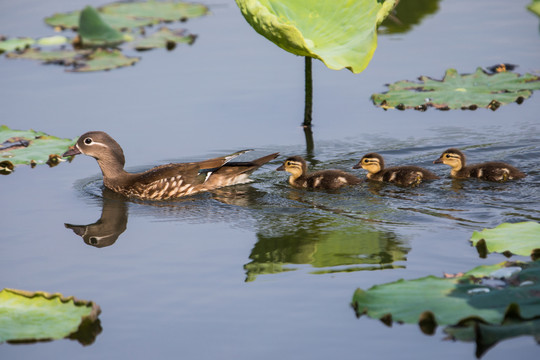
[
  {"x1": 244, "y1": 213, "x2": 409, "y2": 282},
  {"x1": 380, "y1": 0, "x2": 441, "y2": 35}
]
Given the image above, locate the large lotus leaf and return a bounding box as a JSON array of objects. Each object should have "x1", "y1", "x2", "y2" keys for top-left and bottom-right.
[
  {"x1": 133, "y1": 27, "x2": 195, "y2": 51},
  {"x1": 0, "y1": 288, "x2": 100, "y2": 343},
  {"x1": 352, "y1": 261, "x2": 540, "y2": 326},
  {"x1": 0, "y1": 37, "x2": 34, "y2": 53},
  {"x1": 372, "y1": 68, "x2": 540, "y2": 110},
  {"x1": 78, "y1": 6, "x2": 124, "y2": 47},
  {"x1": 0, "y1": 125, "x2": 77, "y2": 172},
  {"x1": 235, "y1": 0, "x2": 398, "y2": 73},
  {"x1": 45, "y1": 1, "x2": 209, "y2": 30},
  {"x1": 69, "y1": 49, "x2": 139, "y2": 72},
  {"x1": 470, "y1": 222, "x2": 540, "y2": 257}
]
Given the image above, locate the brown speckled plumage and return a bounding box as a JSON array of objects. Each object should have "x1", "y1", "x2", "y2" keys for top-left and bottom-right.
[
  {"x1": 434, "y1": 148, "x2": 526, "y2": 181},
  {"x1": 63, "y1": 131, "x2": 278, "y2": 200},
  {"x1": 277, "y1": 155, "x2": 362, "y2": 190},
  {"x1": 353, "y1": 152, "x2": 439, "y2": 187}
]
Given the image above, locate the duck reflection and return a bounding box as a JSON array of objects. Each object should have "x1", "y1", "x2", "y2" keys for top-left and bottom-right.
[
  {"x1": 244, "y1": 212, "x2": 410, "y2": 282},
  {"x1": 65, "y1": 188, "x2": 128, "y2": 248}
]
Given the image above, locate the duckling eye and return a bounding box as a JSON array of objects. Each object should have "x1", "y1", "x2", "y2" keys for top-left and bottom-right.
[
  {"x1": 445, "y1": 154, "x2": 451, "y2": 158},
  {"x1": 84, "y1": 137, "x2": 93, "y2": 145},
  {"x1": 286, "y1": 161, "x2": 291, "y2": 166},
  {"x1": 363, "y1": 159, "x2": 369, "y2": 163}
]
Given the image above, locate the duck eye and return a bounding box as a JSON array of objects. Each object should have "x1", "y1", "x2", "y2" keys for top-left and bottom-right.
[
  {"x1": 445, "y1": 154, "x2": 451, "y2": 158},
  {"x1": 84, "y1": 138, "x2": 93, "y2": 145},
  {"x1": 363, "y1": 159, "x2": 369, "y2": 163},
  {"x1": 286, "y1": 161, "x2": 291, "y2": 166}
]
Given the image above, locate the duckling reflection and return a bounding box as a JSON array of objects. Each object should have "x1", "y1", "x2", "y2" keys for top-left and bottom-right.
[{"x1": 65, "y1": 189, "x2": 128, "y2": 248}]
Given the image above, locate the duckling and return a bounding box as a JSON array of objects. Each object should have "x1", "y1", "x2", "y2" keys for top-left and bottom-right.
[
  {"x1": 62, "y1": 131, "x2": 279, "y2": 200},
  {"x1": 276, "y1": 155, "x2": 362, "y2": 190},
  {"x1": 433, "y1": 148, "x2": 526, "y2": 181},
  {"x1": 353, "y1": 152, "x2": 439, "y2": 187}
]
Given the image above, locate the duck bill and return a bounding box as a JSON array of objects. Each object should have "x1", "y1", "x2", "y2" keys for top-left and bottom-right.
[
  {"x1": 433, "y1": 158, "x2": 443, "y2": 164},
  {"x1": 63, "y1": 145, "x2": 81, "y2": 157},
  {"x1": 276, "y1": 164, "x2": 285, "y2": 171},
  {"x1": 352, "y1": 162, "x2": 362, "y2": 169}
]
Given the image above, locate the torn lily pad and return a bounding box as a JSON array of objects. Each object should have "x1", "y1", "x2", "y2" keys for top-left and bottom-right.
[
  {"x1": 372, "y1": 67, "x2": 540, "y2": 111},
  {"x1": 470, "y1": 222, "x2": 540, "y2": 258},
  {"x1": 235, "y1": 0, "x2": 398, "y2": 73},
  {"x1": 0, "y1": 125, "x2": 77, "y2": 171},
  {"x1": 69, "y1": 49, "x2": 139, "y2": 72},
  {"x1": 133, "y1": 27, "x2": 195, "y2": 51},
  {"x1": 0, "y1": 288, "x2": 101, "y2": 344},
  {"x1": 45, "y1": 1, "x2": 209, "y2": 31}
]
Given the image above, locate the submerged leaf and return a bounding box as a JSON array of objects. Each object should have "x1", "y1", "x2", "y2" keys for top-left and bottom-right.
[
  {"x1": 0, "y1": 125, "x2": 77, "y2": 169},
  {"x1": 133, "y1": 27, "x2": 195, "y2": 51},
  {"x1": 235, "y1": 0, "x2": 398, "y2": 73},
  {"x1": 69, "y1": 49, "x2": 139, "y2": 72},
  {"x1": 0, "y1": 288, "x2": 101, "y2": 344},
  {"x1": 470, "y1": 222, "x2": 540, "y2": 257},
  {"x1": 372, "y1": 68, "x2": 540, "y2": 110}
]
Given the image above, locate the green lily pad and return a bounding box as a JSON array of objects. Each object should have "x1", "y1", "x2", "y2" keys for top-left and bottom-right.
[
  {"x1": 133, "y1": 27, "x2": 195, "y2": 51},
  {"x1": 36, "y1": 35, "x2": 70, "y2": 46},
  {"x1": 78, "y1": 6, "x2": 124, "y2": 48},
  {"x1": 0, "y1": 288, "x2": 101, "y2": 344},
  {"x1": 45, "y1": 1, "x2": 209, "y2": 31},
  {"x1": 70, "y1": 49, "x2": 139, "y2": 72},
  {"x1": 6, "y1": 48, "x2": 88, "y2": 64},
  {"x1": 352, "y1": 260, "x2": 540, "y2": 326},
  {"x1": 470, "y1": 222, "x2": 540, "y2": 257},
  {"x1": 235, "y1": 0, "x2": 398, "y2": 73},
  {"x1": 0, "y1": 37, "x2": 35, "y2": 53},
  {"x1": 0, "y1": 125, "x2": 77, "y2": 171},
  {"x1": 372, "y1": 67, "x2": 540, "y2": 110}
]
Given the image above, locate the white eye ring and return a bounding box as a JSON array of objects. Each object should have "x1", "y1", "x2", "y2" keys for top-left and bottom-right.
[{"x1": 84, "y1": 137, "x2": 93, "y2": 145}]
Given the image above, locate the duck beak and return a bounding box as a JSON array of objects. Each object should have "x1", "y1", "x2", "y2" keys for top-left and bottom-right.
[
  {"x1": 433, "y1": 157, "x2": 443, "y2": 164},
  {"x1": 63, "y1": 145, "x2": 81, "y2": 157},
  {"x1": 276, "y1": 164, "x2": 285, "y2": 171},
  {"x1": 352, "y1": 162, "x2": 362, "y2": 169}
]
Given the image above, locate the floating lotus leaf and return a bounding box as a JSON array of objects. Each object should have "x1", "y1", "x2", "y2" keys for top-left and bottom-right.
[
  {"x1": 78, "y1": 6, "x2": 124, "y2": 48},
  {"x1": 0, "y1": 125, "x2": 77, "y2": 172},
  {"x1": 0, "y1": 288, "x2": 101, "y2": 344},
  {"x1": 235, "y1": 0, "x2": 398, "y2": 73},
  {"x1": 69, "y1": 49, "x2": 139, "y2": 72},
  {"x1": 470, "y1": 222, "x2": 540, "y2": 257},
  {"x1": 45, "y1": 1, "x2": 209, "y2": 30},
  {"x1": 36, "y1": 35, "x2": 70, "y2": 46},
  {"x1": 352, "y1": 260, "x2": 540, "y2": 326},
  {"x1": 372, "y1": 67, "x2": 540, "y2": 110},
  {"x1": 133, "y1": 27, "x2": 195, "y2": 51},
  {"x1": 0, "y1": 37, "x2": 34, "y2": 53},
  {"x1": 6, "y1": 48, "x2": 89, "y2": 64}
]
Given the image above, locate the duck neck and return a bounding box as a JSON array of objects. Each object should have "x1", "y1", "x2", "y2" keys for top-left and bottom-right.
[{"x1": 96, "y1": 158, "x2": 129, "y2": 184}]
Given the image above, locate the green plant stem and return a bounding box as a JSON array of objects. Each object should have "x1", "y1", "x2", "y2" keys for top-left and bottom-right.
[{"x1": 303, "y1": 56, "x2": 313, "y2": 127}]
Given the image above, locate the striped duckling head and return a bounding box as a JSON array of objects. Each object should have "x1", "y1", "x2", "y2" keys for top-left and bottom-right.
[
  {"x1": 353, "y1": 153, "x2": 384, "y2": 175},
  {"x1": 276, "y1": 156, "x2": 307, "y2": 181},
  {"x1": 433, "y1": 148, "x2": 465, "y2": 172}
]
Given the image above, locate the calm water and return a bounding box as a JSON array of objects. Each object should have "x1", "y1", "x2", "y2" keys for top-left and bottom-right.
[{"x1": 1, "y1": 0, "x2": 540, "y2": 359}]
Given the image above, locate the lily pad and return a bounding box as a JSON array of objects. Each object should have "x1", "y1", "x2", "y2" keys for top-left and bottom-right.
[
  {"x1": 133, "y1": 27, "x2": 196, "y2": 51},
  {"x1": 69, "y1": 49, "x2": 139, "y2": 72},
  {"x1": 352, "y1": 260, "x2": 540, "y2": 326},
  {"x1": 0, "y1": 288, "x2": 101, "y2": 344},
  {"x1": 78, "y1": 6, "x2": 124, "y2": 48},
  {"x1": 470, "y1": 222, "x2": 540, "y2": 257},
  {"x1": 45, "y1": 1, "x2": 209, "y2": 31},
  {"x1": 0, "y1": 37, "x2": 34, "y2": 53},
  {"x1": 372, "y1": 67, "x2": 540, "y2": 111},
  {"x1": 0, "y1": 125, "x2": 77, "y2": 171},
  {"x1": 6, "y1": 48, "x2": 89, "y2": 64},
  {"x1": 235, "y1": 0, "x2": 398, "y2": 73}
]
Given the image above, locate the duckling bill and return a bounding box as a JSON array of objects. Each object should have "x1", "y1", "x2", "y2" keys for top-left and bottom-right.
[
  {"x1": 353, "y1": 153, "x2": 439, "y2": 187},
  {"x1": 63, "y1": 131, "x2": 279, "y2": 200},
  {"x1": 277, "y1": 155, "x2": 362, "y2": 190},
  {"x1": 433, "y1": 148, "x2": 526, "y2": 181}
]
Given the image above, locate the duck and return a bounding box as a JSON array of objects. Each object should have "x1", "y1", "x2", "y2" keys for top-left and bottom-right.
[
  {"x1": 276, "y1": 155, "x2": 362, "y2": 190},
  {"x1": 433, "y1": 148, "x2": 526, "y2": 181},
  {"x1": 62, "y1": 131, "x2": 279, "y2": 200},
  {"x1": 353, "y1": 152, "x2": 439, "y2": 187}
]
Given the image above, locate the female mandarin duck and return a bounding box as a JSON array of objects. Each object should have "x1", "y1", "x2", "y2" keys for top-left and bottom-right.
[
  {"x1": 276, "y1": 155, "x2": 362, "y2": 190},
  {"x1": 63, "y1": 131, "x2": 278, "y2": 200},
  {"x1": 433, "y1": 148, "x2": 526, "y2": 181},
  {"x1": 353, "y1": 152, "x2": 439, "y2": 187}
]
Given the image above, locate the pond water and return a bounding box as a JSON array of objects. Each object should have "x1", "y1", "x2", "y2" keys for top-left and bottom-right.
[{"x1": 1, "y1": 0, "x2": 540, "y2": 359}]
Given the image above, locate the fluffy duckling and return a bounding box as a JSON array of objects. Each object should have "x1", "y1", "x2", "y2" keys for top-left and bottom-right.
[
  {"x1": 353, "y1": 152, "x2": 439, "y2": 187},
  {"x1": 277, "y1": 156, "x2": 362, "y2": 190},
  {"x1": 433, "y1": 148, "x2": 526, "y2": 181}
]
